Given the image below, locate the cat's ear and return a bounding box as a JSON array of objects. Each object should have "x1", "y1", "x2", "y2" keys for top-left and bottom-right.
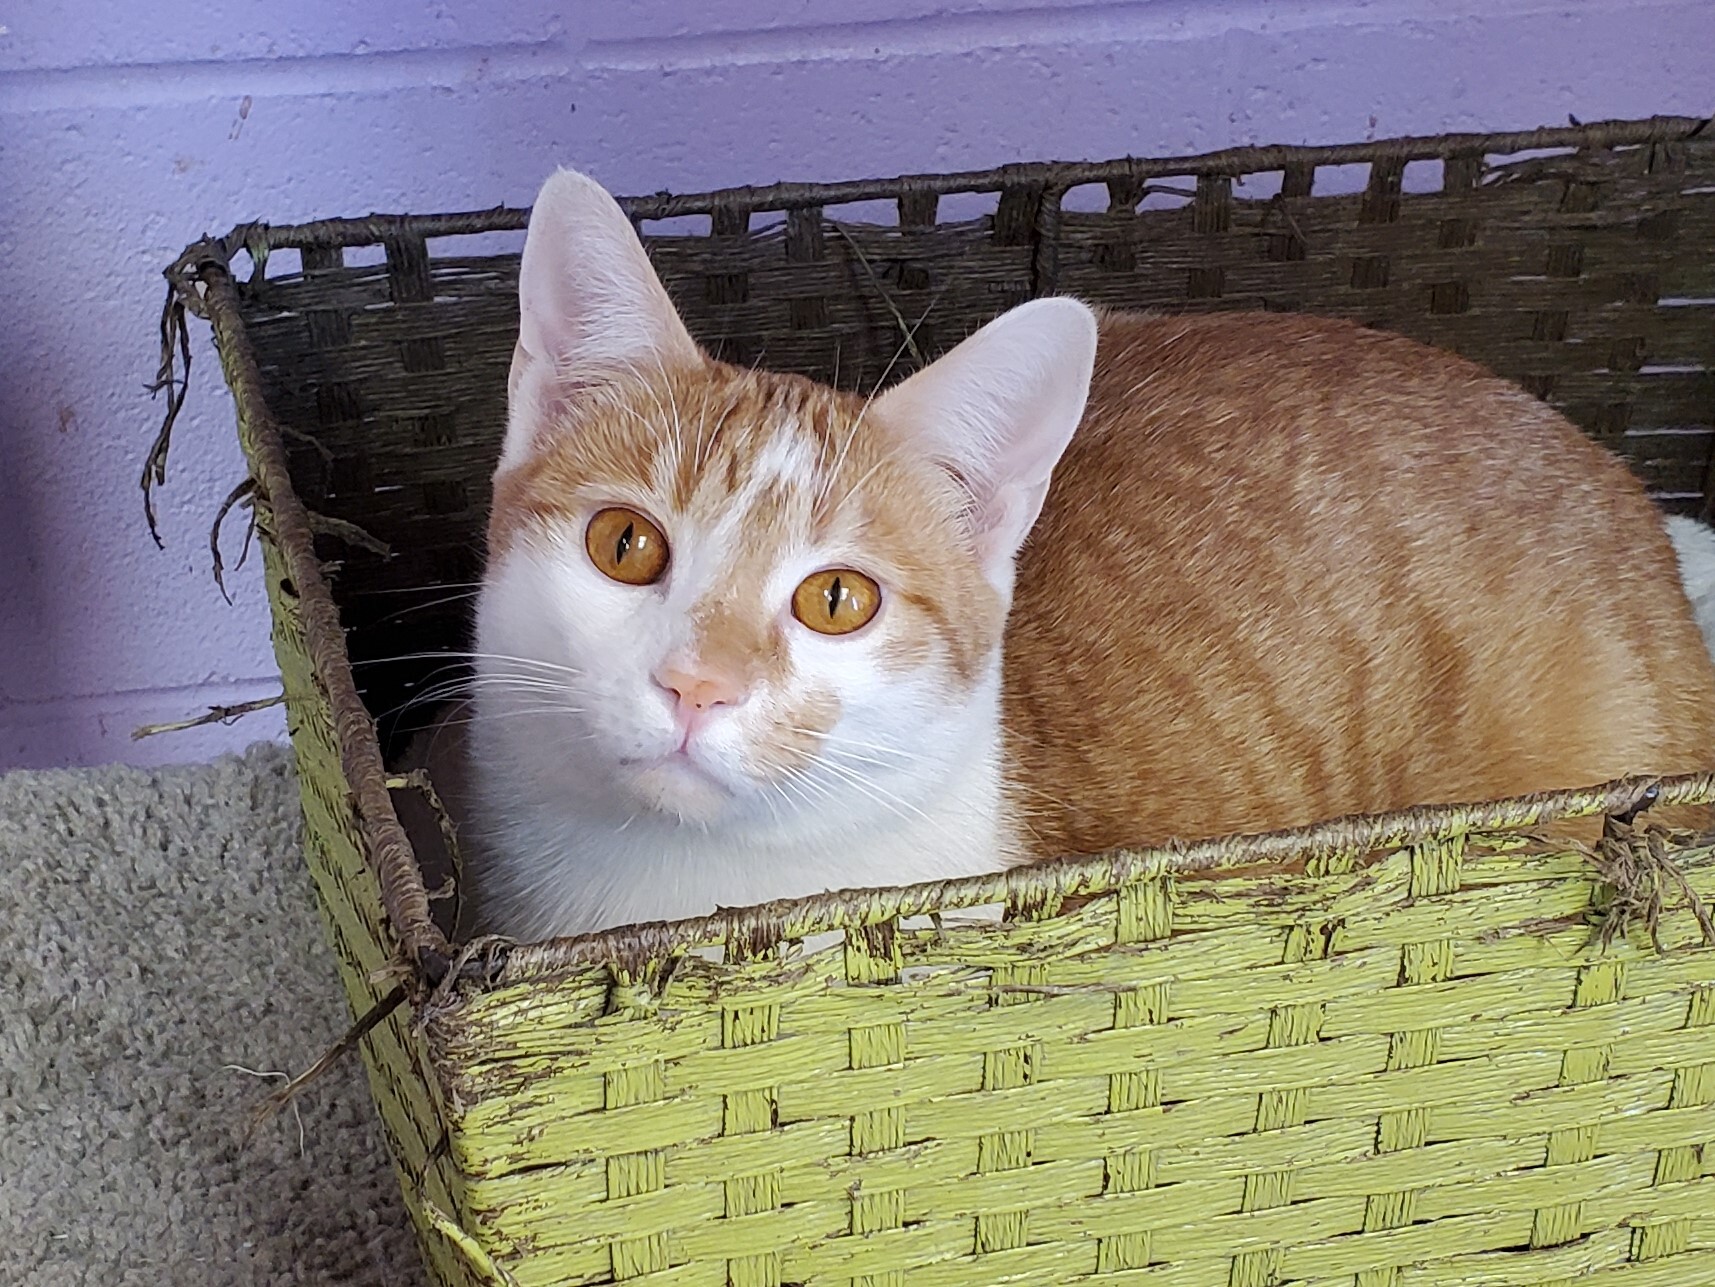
[
  {"x1": 874, "y1": 297, "x2": 1097, "y2": 587},
  {"x1": 501, "y1": 167, "x2": 702, "y2": 472}
]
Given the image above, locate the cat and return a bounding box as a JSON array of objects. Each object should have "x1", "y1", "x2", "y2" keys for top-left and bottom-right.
[{"x1": 426, "y1": 166, "x2": 1715, "y2": 942}]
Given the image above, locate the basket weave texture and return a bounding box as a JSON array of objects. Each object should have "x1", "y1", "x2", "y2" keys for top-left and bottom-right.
[{"x1": 155, "y1": 117, "x2": 1715, "y2": 1287}]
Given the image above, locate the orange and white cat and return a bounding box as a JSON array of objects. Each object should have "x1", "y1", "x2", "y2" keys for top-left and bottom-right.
[{"x1": 452, "y1": 167, "x2": 1715, "y2": 941}]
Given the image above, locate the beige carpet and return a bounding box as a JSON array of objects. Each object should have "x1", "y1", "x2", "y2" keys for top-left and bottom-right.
[{"x1": 0, "y1": 744, "x2": 422, "y2": 1286}]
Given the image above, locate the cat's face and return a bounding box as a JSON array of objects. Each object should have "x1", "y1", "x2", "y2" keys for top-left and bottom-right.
[
  {"x1": 475, "y1": 169, "x2": 1097, "y2": 830},
  {"x1": 481, "y1": 365, "x2": 1002, "y2": 825}
]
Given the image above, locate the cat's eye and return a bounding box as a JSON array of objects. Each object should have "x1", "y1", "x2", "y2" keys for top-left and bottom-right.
[
  {"x1": 792, "y1": 569, "x2": 881, "y2": 636},
  {"x1": 585, "y1": 507, "x2": 669, "y2": 585}
]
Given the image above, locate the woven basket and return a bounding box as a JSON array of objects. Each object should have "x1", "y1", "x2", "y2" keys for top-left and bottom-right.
[{"x1": 153, "y1": 116, "x2": 1715, "y2": 1287}]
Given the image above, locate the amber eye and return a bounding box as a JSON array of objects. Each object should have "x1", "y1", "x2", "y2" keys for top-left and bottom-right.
[
  {"x1": 792, "y1": 569, "x2": 881, "y2": 636},
  {"x1": 585, "y1": 507, "x2": 669, "y2": 585}
]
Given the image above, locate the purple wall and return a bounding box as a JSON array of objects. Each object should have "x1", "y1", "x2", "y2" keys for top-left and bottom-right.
[{"x1": 1, "y1": 1, "x2": 1711, "y2": 770}]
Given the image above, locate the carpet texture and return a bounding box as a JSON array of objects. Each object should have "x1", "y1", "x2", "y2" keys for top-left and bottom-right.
[{"x1": 0, "y1": 744, "x2": 423, "y2": 1286}]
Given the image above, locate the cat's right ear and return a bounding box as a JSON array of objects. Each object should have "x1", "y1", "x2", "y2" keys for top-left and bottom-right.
[{"x1": 501, "y1": 168, "x2": 702, "y2": 473}]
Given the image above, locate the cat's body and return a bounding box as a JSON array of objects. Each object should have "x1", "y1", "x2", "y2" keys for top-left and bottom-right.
[
  {"x1": 1007, "y1": 311, "x2": 1715, "y2": 857},
  {"x1": 446, "y1": 168, "x2": 1715, "y2": 942}
]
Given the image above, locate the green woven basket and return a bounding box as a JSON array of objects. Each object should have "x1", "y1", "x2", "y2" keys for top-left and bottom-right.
[{"x1": 152, "y1": 116, "x2": 1715, "y2": 1287}]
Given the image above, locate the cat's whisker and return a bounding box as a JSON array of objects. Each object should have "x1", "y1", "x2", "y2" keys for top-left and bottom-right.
[
  {"x1": 816, "y1": 318, "x2": 919, "y2": 507},
  {"x1": 809, "y1": 755, "x2": 917, "y2": 810},
  {"x1": 428, "y1": 705, "x2": 590, "y2": 730},
  {"x1": 441, "y1": 675, "x2": 579, "y2": 697},
  {"x1": 449, "y1": 667, "x2": 575, "y2": 684},
  {"x1": 614, "y1": 370, "x2": 688, "y2": 475},
  {"x1": 388, "y1": 697, "x2": 572, "y2": 726},
  {"x1": 384, "y1": 684, "x2": 476, "y2": 722},
  {"x1": 839, "y1": 456, "x2": 893, "y2": 508},
  {"x1": 371, "y1": 590, "x2": 484, "y2": 626},
  {"x1": 463, "y1": 653, "x2": 589, "y2": 677},
  {"x1": 786, "y1": 726, "x2": 928, "y2": 766},
  {"x1": 358, "y1": 648, "x2": 586, "y2": 679},
  {"x1": 433, "y1": 687, "x2": 573, "y2": 712},
  {"x1": 819, "y1": 746, "x2": 918, "y2": 774},
  {"x1": 408, "y1": 675, "x2": 571, "y2": 702},
  {"x1": 388, "y1": 674, "x2": 486, "y2": 711},
  {"x1": 354, "y1": 651, "x2": 467, "y2": 670},
  {"x1": 815, "y1": 421, "x2": 865, "y2": 514},
  {"x1": 644, "y1": 347, "x2": 689, "y2": 463},
  {"x1": 760, "y1": 782, "x2": 791, "y2": 827},
  {"x1": 613, "y1": 398, "x2": 656, "y2": 438},
  {"x1": 415, "y1": 669, "x2": 570, "y2": 690},
  {"x1": 778, "y1": 765, "x2": 836, "y2": 808},
  {"x1": 360, "y1": 581, "x2": 486, "y2": 595},
  {"x1": 766, "y1": 765, "x2": 838, "y2": 828},
  {"x1": 698, "y1": 389, "x2": 742, "y2": 475},
  {"x1": 419, "y1": 700, "x2": 472, "y2": 763},
  {"x1": 359, "y1": 650, "x2": 587, "y2": 678},
  {"x1": 810, "y1": 755, "x2": 967, "y2": 851},
  {"x1": 384, "y1": 674, "x2": 580, "y2": 722},
  {"x1": 692, "y1": 396, "x2": 712, "y2": 473},
  {"x1": 775, "y1": 783, "x2": 819, "y2": 825}
]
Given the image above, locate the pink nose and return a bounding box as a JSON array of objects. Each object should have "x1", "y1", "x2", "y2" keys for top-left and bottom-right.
[{"x1": 654, "y1": 664, "x2": 745, "y2": 719}]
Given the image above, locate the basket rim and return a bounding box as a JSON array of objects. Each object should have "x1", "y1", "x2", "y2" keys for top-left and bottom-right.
[
  {"x1": 153, "y1": 112, "x2": 1715, "y2": 991},
  {"x1": 175, "y1": 113, "x2": 1706, "y2": 263}
]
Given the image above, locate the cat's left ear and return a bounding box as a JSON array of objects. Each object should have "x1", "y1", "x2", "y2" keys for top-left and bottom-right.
[{"x1": 874, "y1": 297, "x2": 1098, "y2": 589}]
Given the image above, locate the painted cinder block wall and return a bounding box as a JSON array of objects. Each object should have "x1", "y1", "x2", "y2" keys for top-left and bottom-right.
[{"x1": 1, "y1": 0, "x2": 1711, "y2": 770}]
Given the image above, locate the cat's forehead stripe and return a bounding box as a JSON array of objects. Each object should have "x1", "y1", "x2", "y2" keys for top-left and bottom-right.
[
  {"x1": 660, "y1": 378, "x2": 831, "y2": 509},
  {"x1": 752, "y1": 422, "x2": 819, "y2": 492}
]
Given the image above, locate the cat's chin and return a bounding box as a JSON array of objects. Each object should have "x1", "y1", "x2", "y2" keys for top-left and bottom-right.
[{"x1": 625, "y1": 753, "x2": 740, "y2": 825}]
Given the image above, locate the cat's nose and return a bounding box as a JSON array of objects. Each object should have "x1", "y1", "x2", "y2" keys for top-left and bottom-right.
[{"x1": 654, "y1": 664, "x2": 744, "y2": 717}]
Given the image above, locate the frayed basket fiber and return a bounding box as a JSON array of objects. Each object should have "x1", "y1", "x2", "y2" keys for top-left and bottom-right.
[{"x1": 152, "y1": 116, "x2": 1715, "y2": 1287}]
